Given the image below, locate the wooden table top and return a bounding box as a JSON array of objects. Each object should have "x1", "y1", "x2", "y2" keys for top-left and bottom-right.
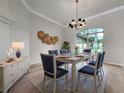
[{"x1": 56, "y1": 54, "x2": 92, "y2": 63}]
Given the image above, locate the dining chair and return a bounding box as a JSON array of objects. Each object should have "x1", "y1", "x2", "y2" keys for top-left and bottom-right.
[
  {"x1": 60, "y1": 49, "x2": 68, "y2": 55},
  {"x1": 83, "y1": 48, "x2": 91, "y2": 54},
  {"x1": 40, "y1": 54, "x2": 68, "y2": 93},
  {"x1": 78, "y1": 52, "x2": 102, "y2": 93},
  {"x1": 48, "y1": 50, "x2": 66, "y2": 67},
  {"x1": 48, "y1": 50, "x2": 60, "y2": 55},
  {"x1": 83, "y1": 49, "x2": 92, "y2": 61},
  {"x1": 88, "y1": 51, "x2": 105, "y2": 81},
  {"x1": 82, "y1": 48, "x2": 92, "y2": 66},
  {"x1": 67, "y1": 50, "x2": 71, "y2": 55}
]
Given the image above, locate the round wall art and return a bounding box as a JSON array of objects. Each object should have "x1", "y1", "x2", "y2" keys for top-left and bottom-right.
[{"x1": 37, "y1": 31, "x2": 59, "y2": 45}]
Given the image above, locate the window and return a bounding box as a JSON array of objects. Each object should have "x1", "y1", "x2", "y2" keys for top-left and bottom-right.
[{"x1": 76, "y1": 28, "x2": 104, "y2": 53}]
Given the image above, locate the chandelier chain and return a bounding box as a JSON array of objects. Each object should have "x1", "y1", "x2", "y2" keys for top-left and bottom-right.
[{"x1": 76, "y1": 1, "x2": 78, "y2": 22}]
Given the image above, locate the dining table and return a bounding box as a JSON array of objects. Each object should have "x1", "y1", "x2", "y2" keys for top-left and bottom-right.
[{"x1": 56, "y1": 53, "x2": 94, "y2": 92}]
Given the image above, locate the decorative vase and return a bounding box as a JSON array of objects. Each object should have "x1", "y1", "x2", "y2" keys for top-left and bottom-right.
[
  {"x1": 75, "y1": 48, "x2": 78, "y2": 55},
  {"x1": 16, "y1": 50, "x2": 21, "y2": 58}
]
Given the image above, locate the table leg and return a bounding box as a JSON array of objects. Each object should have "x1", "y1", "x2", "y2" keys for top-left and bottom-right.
[{"x1": 72, "y1": 62, "x2": 76, "y2": 92}]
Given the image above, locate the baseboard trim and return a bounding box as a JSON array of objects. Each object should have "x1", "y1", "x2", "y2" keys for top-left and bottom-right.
[{"x1": 104, "y1": 62, "x2": 124, "y2": 67}]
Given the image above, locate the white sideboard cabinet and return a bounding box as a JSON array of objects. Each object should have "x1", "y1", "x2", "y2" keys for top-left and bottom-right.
[{"x1": 0, "y1": 57, "x2": 29, "y2": 93}]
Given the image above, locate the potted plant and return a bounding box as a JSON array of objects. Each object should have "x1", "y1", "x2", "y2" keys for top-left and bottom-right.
[{"x1": 61, "y1": 41, "x2": 70, "y2": 51}]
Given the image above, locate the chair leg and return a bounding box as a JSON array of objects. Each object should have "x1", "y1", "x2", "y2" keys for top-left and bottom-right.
[
  {"x1": 65, "y1": 74, "x2": 68, "y2": 89},
  {"x1": 77, "y1": 73, "x2": 80, "y2": 90},
  {"x1": 100, "y1": 68, "x2": 103, "y2": 81},
  {"x1": 65, "y1": 64, "x2": 68, "y2": 70},
  {"x1": 98, "y1": 75, "x2": 101, "y2": 86},
  {"x1": 102, "y1": 66, "x2": 104, "y2": 76},
  {"x1": 53, "y1": 79, "x2": 56, "y2": 93},
  {"x1": 82, "y1": 62, "x2": 83, "y2": 67},
  {"x1": 94, "y1": 76, "x2": 97, "y2": 93},
  {"x1": 42, "y1": 75, "x2": 46, "y2": 91},
  {"x1": 85, "y1": 77, "x2": 87, "y2": 81}
]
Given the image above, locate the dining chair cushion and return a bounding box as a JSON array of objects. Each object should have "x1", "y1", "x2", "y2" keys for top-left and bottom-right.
[
  {"x1": 45, "y1": 68, "x2": 68, "y2": 79},
  {"x1": 56, "y1": 61, "x2": 65, "y2": 66},
  {"x1": 78, "y1": 66, "x2": 98, "y2": 75},
  {"x1": 88, "y1": 61, "x2": 96, "y2": 66}
]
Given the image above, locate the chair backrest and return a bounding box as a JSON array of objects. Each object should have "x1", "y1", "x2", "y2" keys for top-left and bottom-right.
[
  {"x1": 60, "y1": 49, "x2": 67, "y2": 55},
  {"x1": 95, "y1": 52, "x2": 103, "y2": 71},
  {"x1": 83, "y1": 49, "x2": 91, "y2": 53},
  {"x1": 67, "y1": 50, "x2": 71, "y2": 54},
  {"x1": 48, "y1": 50, "x2": 59, "y2": 56},
  {"x1": 94, "y1": 51, "x2": 105, "y2": 74},
  {"x1": 40, "y1": 54, "x2": 56, "y2": 75},
  {"x1": 100, "y1": 51, "x2": 105, "y2": 65}
]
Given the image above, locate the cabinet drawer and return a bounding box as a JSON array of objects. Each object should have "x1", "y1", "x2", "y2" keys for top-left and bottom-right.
[
  {"x1": 5, "y1": 63, "x2": 17, "y2": 78},
  {"x1": 5, "y1": 73, "x2": 17, "y2": 90},
  {"x1": 17, "y1": 60, "x2": 26, "y2": 78}
]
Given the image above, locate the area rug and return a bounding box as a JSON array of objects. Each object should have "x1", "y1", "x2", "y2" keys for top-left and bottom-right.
[{"x1": 27, "y1": 65, "x2": 107, "y2": 93}]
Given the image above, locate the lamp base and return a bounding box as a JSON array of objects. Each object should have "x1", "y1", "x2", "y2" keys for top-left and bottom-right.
[{"x1": 16, "y1": 50, "x2": 21, "y2": 58}]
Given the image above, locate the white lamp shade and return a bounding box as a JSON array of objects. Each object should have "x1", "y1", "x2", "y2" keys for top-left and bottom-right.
[{"x1": 11, "y1": 42, "x2": 25, "y2": 50}]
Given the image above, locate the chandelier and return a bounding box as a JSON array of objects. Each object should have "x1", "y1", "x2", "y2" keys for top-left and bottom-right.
[{"x1": 69, "y1": 0, "x2": 86, "y2": 29}]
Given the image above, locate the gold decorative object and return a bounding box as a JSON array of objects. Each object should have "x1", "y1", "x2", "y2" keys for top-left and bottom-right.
[
  {"x1": 42, "y1": 37, "x2": 47, "y2": 43},
  {"x1": 37, "y1": 31, "x2": 59, "y2": 45},
  {"x1": 44, "y1": 34, "x2": 49, "y2": 38},
  {"x1": 37, "y1": 31, "x2": 44, "y2": 39},
  {"x1": 54, "y1": 36, "x2": 59, "y2": 42},
  {"x1": 46, "y1": 37, "x2": 51, "y2": 45}
]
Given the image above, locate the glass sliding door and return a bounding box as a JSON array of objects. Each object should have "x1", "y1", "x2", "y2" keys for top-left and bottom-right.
[{"x1": 76, "y1": 28, "x2": 104, "y2": 53}]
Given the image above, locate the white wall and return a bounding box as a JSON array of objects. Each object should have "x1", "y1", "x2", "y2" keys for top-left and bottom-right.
[
  {"x1": 0, "y1": 0, "x2": 64, "y2": 64},
  {"x1": 0, "y1": 0, "x2": 31, "y2": 58},
  {"x1": 0, "y1": 21, "x2": 10, "y2": 59},
  {"x1": 30, "y1": 15, "x2": 64, "y2": 64},
  {"x1": 0, "y1": 0, "x2": 12, "y2": 59},
  {"x1": 7, "y1": 0, "x2": 31, "y2": 57},
  {"x1": 88, "y1": 9, "x2": 124, "y2": 65},
  {"x1": 64, "y1": 28, "x2": 77, "y2": 52},
  {"x1": 0, "y1": 0, "x2": 13, "y2": 21},
  {"x1": 64, "y1": 9, "x2": 124, "y2": 65}
]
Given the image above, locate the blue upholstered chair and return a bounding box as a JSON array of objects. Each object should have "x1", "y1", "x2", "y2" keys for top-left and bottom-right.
[
  {"x1": 89, "y1": 51, "x2": 105, "y2": 66},
  {"x1": 83, "y1": 49, "x2": 92, "y2": 60},
  {"x1": 40, "y1": 54, "x2": 68, "y2": 93},
  {"x1": 77, "y1": 48, "x2": 92, "y2": 68},
  {"x1": 60, "y1": 49, "x2": 68, "y2": 55},
  {"x1": 83, "y1": 48, "x2": 91, "y2": 54},
  {"x1": 67, "y1": 50, "x2": 71, "y2": 55},
  {"x1": 48, "y1": 50, "x2": 66, "y2": 66},
  {"x1": 88, "y1": 51, "x2": 105, "y2": 80},
  {"x1": 78, "y1": 52, "x2": 103, "y2": 93},
  {"x1": 48, "y1": 50, "x2": 59, "y2": 55}
]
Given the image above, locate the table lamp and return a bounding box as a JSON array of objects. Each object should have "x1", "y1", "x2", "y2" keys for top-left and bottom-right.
[{"x1": 11, "y1": 42, "x2": 25, "y2": 58}]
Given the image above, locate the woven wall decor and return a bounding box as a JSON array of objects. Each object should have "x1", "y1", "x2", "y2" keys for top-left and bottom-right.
[{"x1": 37, "y1": 31, "x2": 59, "y2": 45}]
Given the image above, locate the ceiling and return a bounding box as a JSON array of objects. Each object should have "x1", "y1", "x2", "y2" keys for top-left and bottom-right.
[{"x1": 25, "y1": 0, "x2": 124, "y2": 27}]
